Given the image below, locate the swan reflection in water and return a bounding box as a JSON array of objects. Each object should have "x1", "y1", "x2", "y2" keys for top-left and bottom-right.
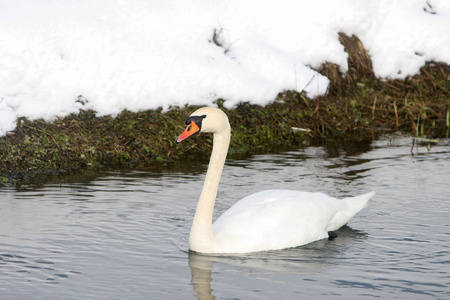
[{"x1": 188, "y1": 226, "x2": 367, "y2": 300}]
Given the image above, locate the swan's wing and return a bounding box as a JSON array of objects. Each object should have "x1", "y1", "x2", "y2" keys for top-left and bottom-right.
[{"x1": 212, "y1": 190, "x2": 349, "y2": 252}]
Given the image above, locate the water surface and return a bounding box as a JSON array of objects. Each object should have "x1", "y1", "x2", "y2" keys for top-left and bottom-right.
[{"x1": 1, "y1": 135, "x2": 449, "y2": 299}]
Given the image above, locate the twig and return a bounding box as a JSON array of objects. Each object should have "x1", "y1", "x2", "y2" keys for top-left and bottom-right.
[
  {"x1": 292, "y1": 127, "x2": 311, "y2": 132},
  {"x1": 372, "y1": 96, "x2": 377, "y2": 115},
  {"x1": 393, "y1": 101, "x2": 399, "y2": 130},
  {"x1": 412, "y1": 137, "x2": 439, "y2": 143}
]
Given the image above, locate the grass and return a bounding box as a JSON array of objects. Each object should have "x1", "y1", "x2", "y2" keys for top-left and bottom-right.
[{"x1": 0, "y1": 33, "x2": 449, "y2": 185}]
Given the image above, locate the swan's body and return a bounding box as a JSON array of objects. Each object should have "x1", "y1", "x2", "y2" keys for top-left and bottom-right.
[{"x1": 177, "y1": 107, "x2": 374, "y2": 254}]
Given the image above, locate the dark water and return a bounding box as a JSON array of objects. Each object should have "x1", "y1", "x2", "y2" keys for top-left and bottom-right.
[{"x1": 1, "y1": 135, "x2": 449, "y2": 299}]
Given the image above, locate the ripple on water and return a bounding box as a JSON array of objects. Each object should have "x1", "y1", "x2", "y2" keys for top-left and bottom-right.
[{"x1": 0, "y1": 136, "x2": 449, "y2": 299}]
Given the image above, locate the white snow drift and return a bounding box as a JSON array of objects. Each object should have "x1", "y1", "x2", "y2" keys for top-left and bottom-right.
[{"x1": 0, "y1": 0, "x2": 449, "y2": 136}]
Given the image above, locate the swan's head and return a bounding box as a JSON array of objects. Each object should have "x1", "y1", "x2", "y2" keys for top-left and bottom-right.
[{"x1": 176, "y1": 107, "x2": 230, "y2": 143}]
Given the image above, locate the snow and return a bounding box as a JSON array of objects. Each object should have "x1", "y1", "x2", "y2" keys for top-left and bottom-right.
[{"x1": 0, "y1": 0, "x2": 449, "y2": 136}]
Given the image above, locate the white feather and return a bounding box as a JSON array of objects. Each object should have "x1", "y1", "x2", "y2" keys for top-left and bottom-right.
[{"x1": 212, "y1": 190, "x2": 374, "y2": 253}]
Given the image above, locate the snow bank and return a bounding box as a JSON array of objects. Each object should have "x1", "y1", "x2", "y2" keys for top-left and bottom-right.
[{"x1": 0, "y1": 0, "x2": 449, "y2": 136}]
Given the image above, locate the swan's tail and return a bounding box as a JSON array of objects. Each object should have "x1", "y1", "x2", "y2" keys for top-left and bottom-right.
[
  {"x1": 328, "y1": 191, "x2": 375, "y2": 231},
  {"x1": 343, "y1": 191, "x2": 375, "y2": 215}
]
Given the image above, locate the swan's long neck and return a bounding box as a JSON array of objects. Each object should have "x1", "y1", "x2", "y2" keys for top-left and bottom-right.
[{"x1": 189, "y1": 124, "x2": 230, "y2": 252}]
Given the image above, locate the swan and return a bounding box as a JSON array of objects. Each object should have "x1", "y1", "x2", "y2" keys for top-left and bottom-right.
[{"x1": 176, "y1": 107, "x2": 375, "y2": 254}]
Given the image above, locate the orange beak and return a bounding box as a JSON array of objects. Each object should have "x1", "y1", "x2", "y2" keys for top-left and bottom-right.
[{"x1": 176, "y1": 121, "x2": 201, "y2": 143}]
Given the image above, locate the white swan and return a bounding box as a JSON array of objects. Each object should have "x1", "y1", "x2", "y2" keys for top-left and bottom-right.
[{"x1": 177, "y1": 107, "x2": 375, "y2": 254}]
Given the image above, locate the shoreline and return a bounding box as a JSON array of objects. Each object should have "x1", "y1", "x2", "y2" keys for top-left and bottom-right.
[{"x1": 1, "y1": 34, "x2": 449, "y2": 185}]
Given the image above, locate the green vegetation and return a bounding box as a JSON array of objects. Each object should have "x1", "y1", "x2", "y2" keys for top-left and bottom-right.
[{"x1": 1, "y1": 33, "x2": 449, "y2": 185}]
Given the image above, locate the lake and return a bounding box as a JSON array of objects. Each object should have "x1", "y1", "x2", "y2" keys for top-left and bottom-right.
[{"x1": 0, "y1": 134, "x2": 449, "y2": 299}]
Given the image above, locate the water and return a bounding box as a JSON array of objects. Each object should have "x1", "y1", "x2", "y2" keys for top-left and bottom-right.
[{"x1": 1, "y1": 135, "x2": 449, "y2": 299}]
